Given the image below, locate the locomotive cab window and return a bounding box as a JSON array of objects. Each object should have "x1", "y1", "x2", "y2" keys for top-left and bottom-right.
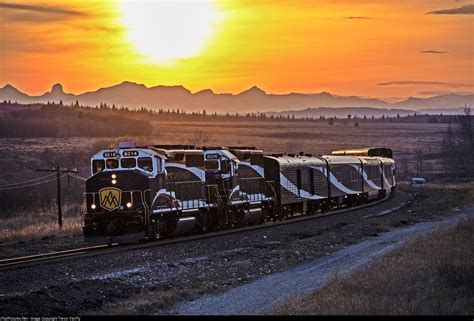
[
  {"x1": 121, "y1": 158, "x2": 136, "y2": 169},
  {"x1": 106, "y1": 159, "x2": 119, "y2": 169},
  {"x1": 186, "y1": 154, "x2": 204, "y2": 168},
  {"x1": 221, "y1": 159, "x2": 231, "y2": 173},
  {"x1": 138, "y1": 157, "x2": 153, "y2": 172},
  {"x1": 205, "y1": 160, "x2": 219, "y2": 170},
  {"x1": 92, "y1": 159, "x2": 105, "y2": 174}
]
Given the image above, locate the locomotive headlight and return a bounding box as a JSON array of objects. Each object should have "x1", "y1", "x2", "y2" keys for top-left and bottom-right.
[
  {"x1": 111, "y1": 179, "x2": 117, "y2": 185},
  {"x1": 91, "y1": 204, "x2": 96, "y2": 210},
  {"x1": 126, "y1": 202, "x2": 132, "y2": 208},
  {"x1": 111, "y1": 174, "x2": 117, "y2": 179}
]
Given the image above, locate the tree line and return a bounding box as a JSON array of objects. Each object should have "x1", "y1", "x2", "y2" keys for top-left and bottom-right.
[{"x1": 0, "y1": 102, "x2": 153, "y2": 138}]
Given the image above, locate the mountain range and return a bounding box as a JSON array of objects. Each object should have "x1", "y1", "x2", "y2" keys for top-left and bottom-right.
[{"x1": 1, "y1": 82, "x2": 473, "y2": 114}]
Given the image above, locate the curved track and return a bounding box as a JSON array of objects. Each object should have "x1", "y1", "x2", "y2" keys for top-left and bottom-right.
[{"x1": 0, "y1": 195, "x2": 397, "y2": 270}]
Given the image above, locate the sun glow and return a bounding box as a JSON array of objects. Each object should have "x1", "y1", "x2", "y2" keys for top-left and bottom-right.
[{"x1": 119, "y1": 0, "x2": 221, "y2": 64}]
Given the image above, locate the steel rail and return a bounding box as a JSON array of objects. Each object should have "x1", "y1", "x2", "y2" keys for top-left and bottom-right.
[
  {"x1": 0, "y1": 194, "x2": 397, "y2": 270},
  {"x1": 0, "y1": 244, "x2": 119, "y2": 269}
]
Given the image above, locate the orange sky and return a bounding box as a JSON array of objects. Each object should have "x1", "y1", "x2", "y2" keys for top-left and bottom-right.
[{"x1": 0, "y1": 0, "x2": 473, "y2": 100}]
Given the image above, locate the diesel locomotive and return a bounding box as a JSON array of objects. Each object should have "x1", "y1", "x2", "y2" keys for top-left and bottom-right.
[{"x1": 83, "y1": 143, "x2": 396, "y2": 244}]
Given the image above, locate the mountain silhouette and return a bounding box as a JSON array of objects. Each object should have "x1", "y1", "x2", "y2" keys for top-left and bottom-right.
[{"x1": 1, "y1": 82, "x2": 472, "y2": 113}]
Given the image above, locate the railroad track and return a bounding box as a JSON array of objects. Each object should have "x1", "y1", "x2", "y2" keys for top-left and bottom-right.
[{"x1": 0, "y1": 194, "x2": 397, "y2": 270}]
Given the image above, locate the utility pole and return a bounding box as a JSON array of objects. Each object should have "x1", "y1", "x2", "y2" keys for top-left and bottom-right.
[{"x1": 36, "y1": 166, "x2": 78, "y2": 228}]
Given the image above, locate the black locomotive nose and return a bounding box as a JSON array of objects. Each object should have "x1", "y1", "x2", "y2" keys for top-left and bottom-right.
[{"x1": 86, "y1": 170, "x2": 150, "y2": 192}]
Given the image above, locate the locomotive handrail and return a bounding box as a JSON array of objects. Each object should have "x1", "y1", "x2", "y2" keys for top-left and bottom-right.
[
  {"x1": 265, "y1": 180, "x2": 277, "y2": 200},
  {"x1": 206, "y1": 184, "x2": 218, "y2": 205},
  {"x1": 239, "y1": 176, "x2": 268, "y2": 202},
  {"x1": 166, "y1": 180, "x2": 207, "y2": 210},
  {"x1": 212, "y1": 184, "x2": 226, "y2": 225},
  {"x1": 220, "y1": 178, "x2": 230, "y2": 201},
  {"x1": 142, "y1": 189, "x2": 151, "y2": 226}
]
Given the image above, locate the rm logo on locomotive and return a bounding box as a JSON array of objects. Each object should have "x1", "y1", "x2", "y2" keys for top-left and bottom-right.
[{"x1": 99, "y1": 187, "x2": 122, "y2": 211}]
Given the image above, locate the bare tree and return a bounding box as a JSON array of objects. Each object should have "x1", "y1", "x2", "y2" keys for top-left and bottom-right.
[
  {"x1": 414, "y1": 149, "x2": 423, "y2": 177},
  {"x1": 400, "y1": 155, "x2": 410, "y2": 179},
  {"x1": 441, "y1": 106, "x2": 474, "y2": 178},
  {"x1": 189, "y1": 129, "x2": 212, "y2": 147}
]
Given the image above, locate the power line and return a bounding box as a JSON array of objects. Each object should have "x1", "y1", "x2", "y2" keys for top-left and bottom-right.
[
  {"x1": 68, "y1": 172, "x2": 87, "y2": 182},
  {"x1": 0, "y1": 172, "x2": 58, "y2": 188},
  {"x1": 0, "y1": 174, "x2": 67, "y2": 191}
]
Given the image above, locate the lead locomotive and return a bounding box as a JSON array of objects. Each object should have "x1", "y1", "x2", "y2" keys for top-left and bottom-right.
[{"x1": 83, "y1": 143, "x2": 396, "y2": 244}]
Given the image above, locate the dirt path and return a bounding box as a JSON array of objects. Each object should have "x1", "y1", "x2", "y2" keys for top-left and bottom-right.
[{"x1": 176, "y1": 205, "x2": 474, "y2": 315}]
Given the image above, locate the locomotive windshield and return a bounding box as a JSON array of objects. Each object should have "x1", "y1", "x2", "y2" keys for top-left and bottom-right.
[
  {"x1": 121, "y1": 158, "x2": 136, "y2": 168},
  {"x1": 89, "y1": 147, "x2": 163, "y2": 177},
  {"x1": 92, "y1": 159, "x2": 105, "y2": 174},
  {"x1": 138, "y1": 157, "x2": 153, "y2": 172},
  {"x1": 205, "y1": 160, "x2": 219, "y2": 170},
  {"x1": 106, "y1": 159, "x2": 119, "y2": 169}
]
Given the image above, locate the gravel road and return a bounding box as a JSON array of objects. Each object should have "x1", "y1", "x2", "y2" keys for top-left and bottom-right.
[{"x1": 176, "y1": 205, "x2": 474, "y2": 315}]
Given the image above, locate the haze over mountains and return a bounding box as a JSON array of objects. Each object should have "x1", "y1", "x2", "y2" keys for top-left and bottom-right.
[{"x1": 1, "y1": 82, "x2": 472, "y2": 115}]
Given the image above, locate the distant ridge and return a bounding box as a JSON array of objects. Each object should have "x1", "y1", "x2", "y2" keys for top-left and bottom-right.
[
  {"x1": 265, "y1": 106, "x2": 468, "y2": 119},
  {"x1": 1, "y1": 82, "x2": 472, "y2": 113}
]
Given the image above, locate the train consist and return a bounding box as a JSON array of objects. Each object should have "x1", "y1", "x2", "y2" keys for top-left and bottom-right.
[{"x1": 83, "y1": 144, "x2": 396, "y2": 244}]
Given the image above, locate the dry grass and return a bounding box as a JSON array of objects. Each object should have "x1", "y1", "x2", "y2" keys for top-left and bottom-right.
[
  {"x1": 274, "y1": 217, "x2": 474, "y2": 315},
  {"x1": 90, "y1": 290, "x2": 181, "y2": 315},
  {"x1": 94, "y1": 282, "x2": 218, "y2": 315},
  {"x1": 0, "y1": 202, "x2": 83, "y2": 242}
]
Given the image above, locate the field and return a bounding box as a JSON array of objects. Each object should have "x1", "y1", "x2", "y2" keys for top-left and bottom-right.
[
  {"x1": 152, "y1": 119, "x2": 446, "y2": 175},
  {"x1": 0, "y1": 118, "x2": 448, "y2": 243}
]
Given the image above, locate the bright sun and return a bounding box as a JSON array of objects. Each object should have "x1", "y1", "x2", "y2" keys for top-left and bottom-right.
[{"x1": 119, "y1": 0, "x2": 220, "y2": 64}]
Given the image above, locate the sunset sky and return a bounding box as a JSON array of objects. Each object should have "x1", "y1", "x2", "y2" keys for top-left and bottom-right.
[{"x1": 0, "y1": 0, "x2": 473, "y2": 101}]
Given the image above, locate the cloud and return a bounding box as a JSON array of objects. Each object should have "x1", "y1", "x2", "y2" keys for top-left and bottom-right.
[
  {"x1": 343, "y1": 16, "x2": 373, "y2": 19},
  {"x1": 420, "y1": 50, "x2": 448, "y2": 54},
  {"x1": 426, "y1": 4, "x2": 474, "y2": 14},
  {"x1": 0, "y1": 2, "x2": 85, "y2": 23},
  {"x1": 0, "y1": 2, "x2": 84, "y2": 15},
  {"x1": 418, "y1": 90, "x2": 474, "y2": 96},
  {"x1": 377, "y1": 81, "x2": 473, "y2": 88}
]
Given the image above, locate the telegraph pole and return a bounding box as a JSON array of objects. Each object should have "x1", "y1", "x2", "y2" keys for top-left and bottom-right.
[{"x1": 36, "y1": 166, "x2": 78, "y2": 228}]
